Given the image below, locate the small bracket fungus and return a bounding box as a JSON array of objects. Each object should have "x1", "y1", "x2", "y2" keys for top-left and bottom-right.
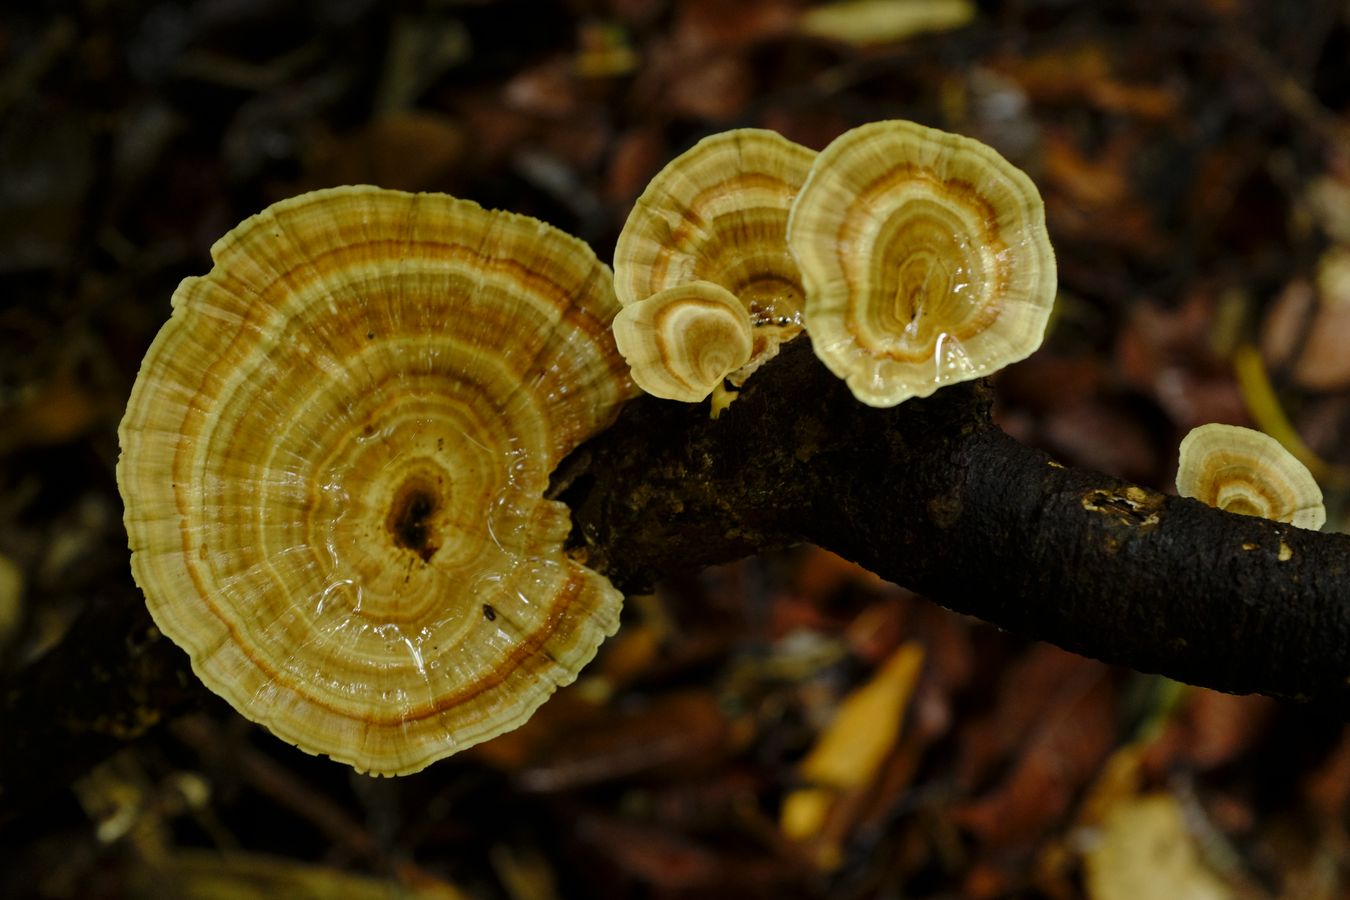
[
  {"x1": 787, "y1": 119, "x2": 1057, "y2": 407},
  {"x1": 613, "y1": 128, "x2": 817, "y2": 384},
  {"x1": 1176, "y1": 423, "x2": 1326, "y2": 530},
  {"x1": 612, "y1": 281, "x2": 754, "y2": 402},
  {"x1": 118, "y1": 186, "x2": 637, "y2": 775}
]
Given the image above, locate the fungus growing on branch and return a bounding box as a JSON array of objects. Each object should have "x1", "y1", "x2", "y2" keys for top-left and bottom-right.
[
  {"x1": 614, "y1": 128, "x2": 816, "y2": 382},
  {"x1": 788, "y1": 119, "x2": 1057, "y2": 407},
  {"x1": 612, "y1": 281, "x2": 754, "y2": 402},
  {"x1": 117, "y1": 186, "x2": 637, "y2": 775},
  {"x1": 1176, "y1": 423, "x2": 1326, "y2": 530}
]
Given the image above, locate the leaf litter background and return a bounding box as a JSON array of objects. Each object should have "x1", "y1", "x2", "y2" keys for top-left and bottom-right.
[{"x1": 2, "y1": 0, "x2": 1350, "y2": 897}]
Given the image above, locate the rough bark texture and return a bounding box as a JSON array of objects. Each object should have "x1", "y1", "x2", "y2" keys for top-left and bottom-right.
[
  {"x1": 562, "y1": 339, "x2": 1350, "y2": 708},
  {"x1": 5, "y1": 337, "x2": 1350, "y2": 817}
]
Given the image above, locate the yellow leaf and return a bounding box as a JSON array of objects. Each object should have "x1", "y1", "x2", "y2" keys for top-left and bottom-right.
[
  {"x1": 1233, "y1": 343, "x2": 1350, "y2": 489},
  {"x1": 1084, "y1": 793, "x2": 1232, "y2": 900},
  {"x1": 800, "y1": 0, "x2": 975, "y2": 47},
  {"x1": 781, "y1": 641, "x2": 925, "y2": 841}
]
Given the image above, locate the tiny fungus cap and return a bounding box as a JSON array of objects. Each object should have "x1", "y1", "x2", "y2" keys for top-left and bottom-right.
[
  {"x1": 788, "y1": 119, "x2": 1057, "y2": 407},
  {"x1": 118, "y1": 186, "x2": 637, "y2": 775},
  {"x1": 612, "y1": 281, "x2": 754, "y2": 402},
  {"x1": 614, "y1": 128, "x2": 816, "y2": 377},
  {"x1": 1176, "y1": 423, "x2": 1325, "y2": 530}
]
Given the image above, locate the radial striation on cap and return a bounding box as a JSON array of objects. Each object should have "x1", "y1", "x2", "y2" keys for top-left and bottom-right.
[
  {"x1": 118, "y1": 186, "x2": 638, "y2": 775},
  {"x1": 614, "y1": 128, "x2": 817, "y2": 381},
  {"x1": 788, "y1": 119, "x2": 1057, "y2": 407},
  {"x1": 1176, "y1": 423, "x2": 1325, "y2": 530},
  {"x1": 612, "y1": 281, "x2": 754, "y2": 402}
]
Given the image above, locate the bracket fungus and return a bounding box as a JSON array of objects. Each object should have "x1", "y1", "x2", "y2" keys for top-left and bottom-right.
[
  {"x1": 787, "y1": 119, "x2": 1057, "y2": 407},
  {"x1": 613, "y1": 128, "x2": 817, "y2": 385},
  {"x1": 1176, "y1": 423, "x2": 1326, "y2": 530},
  {"x1": 117, "y1": 186, "x2": 637, "y2": 775},
  {"x1": 612, "y1": 281, "x2": 754, "y2": 402}
]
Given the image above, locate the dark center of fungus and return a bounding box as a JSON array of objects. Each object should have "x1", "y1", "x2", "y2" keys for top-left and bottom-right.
[{"x1": 386, "y1": 477, "x2": 443, "y2": 563}]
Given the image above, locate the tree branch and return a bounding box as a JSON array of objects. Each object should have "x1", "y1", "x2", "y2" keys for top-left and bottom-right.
[
  {"x1": 5, "y1": 337, "x2": 1349, "y2": 816},
  {"x1": 562, "y1": 338, "x2": 1350, "y2": 709}
]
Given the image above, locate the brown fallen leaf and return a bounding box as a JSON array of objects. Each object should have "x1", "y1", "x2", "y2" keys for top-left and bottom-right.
[
  {"x1": 514, "y1": 691, "x2": 736, "y2": 793},
  {"x1": 1041, "y1": 127, "x2": 1165, "y2": 257},
  {"x1": 1261, "y1": 276, "x2": 1350, "y2": 392},
  {"x1": 1042, "y1": 398, "x2": 1159, "y2": 483},
  {"x1": 606, "y1": 125, "x2": 669, "y2": 206},
  {"x1": 1117, "y1": 289, "x2": 1250, "y2": 430},
  {"x1": 673, "y1": 0, "x2": 798, "y2": 51},
  {"x1": 954, "y1": 655, "x2": 1118, "y2": 851},
  {"x1": 1142, "y1": 690, "x2": 1277, "y2": 776},
  {"x1": 994, "y1": 354, "x2": 1109, "y2": 415},
  {"x1": 503, "y1": 56, "x2": 584, "y2": 119},
  {"x1": 991, "y1": 43, "x2": 1180, "y2": 120},
  {"x1": 665, "y1": 52, "x2": 753, "y2": 121},
  {"x1": 791, "y1": 546, "x2": 891, "y2": 602},
  {"x1": 843, "y1": 594, "x2": 910, "y2": 666},
  {"x1": 956, "y1": 645, "x2": 1099, "y2": 791},
  {"x1": 0, "y1": 366, "x2": 102, "y2": 453}
]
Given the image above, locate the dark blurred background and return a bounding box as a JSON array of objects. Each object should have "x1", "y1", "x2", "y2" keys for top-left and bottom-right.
[{"x1": 2, "y1": 1, "x2": 1350, "y2": 897}]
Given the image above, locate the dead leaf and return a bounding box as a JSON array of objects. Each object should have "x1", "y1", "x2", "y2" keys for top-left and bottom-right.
[
  {"x1": 1083, "y1": 793, "x2": 1233, "y2": 900},
  {"x1": 674, "y1": 0, "x2": 798, "y2": 51},
  {"x1": 1143, "y1": 691, "x2": 1276, "y2": 775},
  {"x1": 955, "y1": 656, "x2": 1117, "y2": 850},
  {"x1": 781, "y1": 642, "x2": 925, "y2": 848},
  {"x1": 798, "y1": 0, "x2": 975, "y2": 47},
  {"x1": 515, "y1": 692, "x2": 735, "y2": 793},
  {"x1": 665, "y1": 53, "x2": 752, "y2": 121}
]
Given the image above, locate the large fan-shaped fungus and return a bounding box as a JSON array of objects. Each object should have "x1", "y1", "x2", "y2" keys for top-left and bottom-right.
[
  {"x1": 118, "y1": 186, "x2": 636, "y2": 775},
  {"x1": 1176, "y1": 423, "x2": 1325, "y2": 530},
  {"x1": 788, "y1": 119, "x2": 1056, "y2": 407},
  {"x1": 614, "y1": 128, "x2": 816, "y2": 382}
]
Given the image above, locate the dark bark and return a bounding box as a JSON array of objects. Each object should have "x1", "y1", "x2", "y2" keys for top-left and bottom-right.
[
  {"x1": 5, "y1": 336, "x2": 1350, "y2": 817},
  {"x1": 562, "y1": 338, "x2": 1350, "y2": 709}
]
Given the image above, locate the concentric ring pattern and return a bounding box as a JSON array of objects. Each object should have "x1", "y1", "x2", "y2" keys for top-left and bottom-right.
[
  {"x1": 118, "y1": 186, "x2": 636, "y2": 775},
  {"x1": 614, "y1": 128, "x2": 817, "y2": 374},
  {"x1": 612, "y1": 281, "x2": 754, "y2": 402},
  {"x1": 1176, "y1": 423, "x2": 1325, "y2": 530},
  {"x1": 788, "y1": 119, "x2": 1057, "y2": 407}
]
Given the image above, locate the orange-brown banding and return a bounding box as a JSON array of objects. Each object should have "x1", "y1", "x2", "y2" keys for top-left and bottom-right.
[
  {"x1": 613, "y1": 281, "x2": 754, "y2": 402},
  {"x1": 1176, "y1": 424, "x2": 1325, "y2": 530},
  {"x1": 788, "y1": 119, "x2": 1056, "y2": 407},
  {"x1": 119, "y1": 186, "x2": 637, "y2": 774},
  {"x1": 614, "y1": 129, "x2": 816, "y2": 386}
]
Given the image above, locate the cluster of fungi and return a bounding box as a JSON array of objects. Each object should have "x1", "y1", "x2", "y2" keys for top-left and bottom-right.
[
  {"x1": 117, "y1": 121, "x2": 1326, "y2": 775},
  {"x1": 610, "y1": 121, "x2": 1058, "y2": 409}
]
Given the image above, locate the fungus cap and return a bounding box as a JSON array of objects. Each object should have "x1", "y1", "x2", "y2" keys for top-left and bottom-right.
[
  {"x1": 118, "y1": 186, "x2": 636, "y2": 775},
  {"x1": 613, "y1": 128, "x2": 816, "y2": 379},
  {"x1": 612, "y1": 281, "x2": 754, "y2": 402},
  {"x1": 787, "y1": 119, "x2": 1057, "y2": 407},
  {"x1": 1176, "y1": 423, "x2": 1325, "y2": 530}
]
